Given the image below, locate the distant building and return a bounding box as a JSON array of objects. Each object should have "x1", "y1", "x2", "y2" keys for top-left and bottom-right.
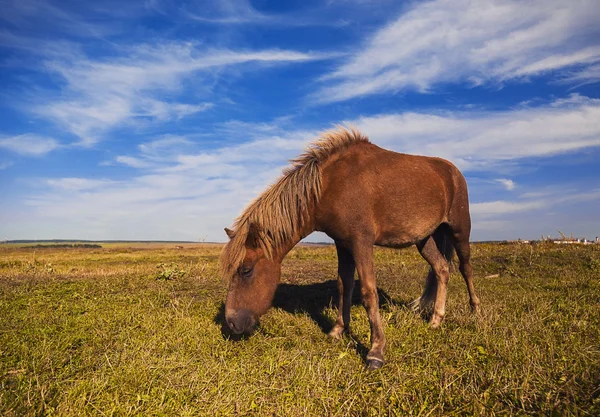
[{"x1": 552, "y1": 238, "x2": 595, "y2": 245}]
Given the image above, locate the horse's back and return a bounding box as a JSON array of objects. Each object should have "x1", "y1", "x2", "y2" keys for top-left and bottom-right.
[{"x1": 316, "y1": 142, "x2": 467, "y2": 247}]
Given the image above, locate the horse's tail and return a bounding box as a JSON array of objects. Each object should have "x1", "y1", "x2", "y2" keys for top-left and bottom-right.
[
  {"x1": 411, "y1": 224, "x2": 454, "y2": 312},
  {"x1": 432, "y1": 223, "x2": 455, "y2": 264}
]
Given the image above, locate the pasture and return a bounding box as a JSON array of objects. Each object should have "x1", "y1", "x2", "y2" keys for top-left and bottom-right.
[{"x1": 1, "y1": 242, "x2": 598, "y2": 416}]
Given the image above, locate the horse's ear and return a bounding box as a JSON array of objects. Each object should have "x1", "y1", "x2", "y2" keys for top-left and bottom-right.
[{"x1": 224, "y1": 227, "x2": 235, "y2": 239}]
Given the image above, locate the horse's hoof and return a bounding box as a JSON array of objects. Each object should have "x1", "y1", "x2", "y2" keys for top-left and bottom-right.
[
  {"x1": 366, "y1": 358, "x2": 384, "y2": 370},
  {"x1": 328, "y1": 326, "x2": 345, "y2": 340},
  {"x1": 429, "y1": 313, "x2": 444, "y2": 328},
  {"x1": 408, "y1": 297, "x2": 421, "y2": 312}
]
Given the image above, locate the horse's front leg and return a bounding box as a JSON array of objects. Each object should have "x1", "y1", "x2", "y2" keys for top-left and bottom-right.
[
  {"x1": 329, "y1": 242, "x2": 355, "y2": 339},
  {"x1": 352, "y1": 240, "x2": 386, "y2": 370}
]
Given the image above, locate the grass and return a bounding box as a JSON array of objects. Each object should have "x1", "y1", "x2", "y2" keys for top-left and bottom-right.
[{"x1": 0, "y1": 242, "x2": 598, "y2": 416}]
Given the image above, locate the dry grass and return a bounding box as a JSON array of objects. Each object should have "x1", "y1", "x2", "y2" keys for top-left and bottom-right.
[{"x1": 1, "y1": 242, "x2": 599, "y2": 416}]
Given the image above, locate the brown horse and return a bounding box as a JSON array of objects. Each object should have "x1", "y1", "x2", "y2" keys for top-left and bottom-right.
[{"x1": 221, "y1": 126, "x2": 480, "y2": 370}]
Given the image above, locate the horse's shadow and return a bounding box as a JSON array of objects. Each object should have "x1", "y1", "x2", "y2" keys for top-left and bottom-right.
[{"x1": 214, "y1": 280, "x2": 411, "y2": 361}]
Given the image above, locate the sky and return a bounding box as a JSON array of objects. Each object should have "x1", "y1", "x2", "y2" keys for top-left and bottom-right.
[{"x1": 1, "y1": 0, "x2": 599, "y2": 242}]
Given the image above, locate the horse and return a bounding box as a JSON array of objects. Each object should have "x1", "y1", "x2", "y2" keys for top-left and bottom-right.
[{"x1": 220, "y1": 126, "x2": 480, "y2": 370}]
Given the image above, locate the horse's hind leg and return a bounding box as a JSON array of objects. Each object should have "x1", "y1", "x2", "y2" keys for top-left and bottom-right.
[
  {"x1": 329, "y1": 242, "x2": 355, "y2": 339},
  {"x1": 417, "y1": 235, "x2": 451, "y2": 328},
  {"x1": 452, "y1": 232, "x2": 480, "y2": 312},
  {"x1": 411, "y1": 265, "x2": 437, "y2": 314},
  {"x1": 448, "y1": 175, "x2": 480, "y2": 313}
]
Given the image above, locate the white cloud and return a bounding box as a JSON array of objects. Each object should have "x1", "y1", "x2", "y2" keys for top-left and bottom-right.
[
  {"x1": 137, "y1": 135, "x2": 193, "y2": 154},
  {"x1": 496, "y1": 178, "x2": 516, "y2": 191},
  {"x1": 351, "y1": 95, "x2": 600, "y2": 170},
  {"x1": 180, "y1": 0, "x2": 351, "y2": 27},
  {"x1": 6, "y1": 96, "x2": 600, "y2": 241},
  {"x1": 561, "y1": 188, "x2": 600, "y2": 204},
  {"x1": 182, "y1": 0, "x2": 272, "y2": 24},
  {"x1": 114, "y1": 156, "x2": 154, "y2": 169},
  {"x1": 0, "y1": 134, "x2": 60, "y2": 156},
  {"x1": 111, "y1": 121, "x2": 316, "y2": 172},
  {"x1": 315, "y1": 0, "x2": 600, "y2": 102},
  {"x1": 0, "y1": 161, "x2": 14, "y2": 170},
  {"x1": 135, "y1": 100, "x2": 214, "y2": 121},
  {"x1": 160, "y1": 134, "x2": 312, "y2": 173},
  {"x1": 471, "y1": 188, "x2": 600, "y2": 218},
  {"x1": 468, "y1": 187, "x2": 600, "y2": 239},
  {"x1": 18, "y1": 171, "x2": 278, "y2": 241},
  {"x1": 114, "y1": 135, "x2": 203, "y2": 168},
  {"x1": 9, "y1": 39, "x2": 329, "y2": 146},
  {"x1": 0, "y1": 0, "x2": 117, "y2": 39},
  {"x1": 471, "y1": 199, "x2": 544, "y2": 217},
  {"x1": 5, "y1": 121, "x2": 314, "y2": 240},
  {"x1": 45, "y1": 178, "x2": 118, "y2": 191},
  {"x1": 562, "y1": 64, "x2": 600, "y2": 87}
]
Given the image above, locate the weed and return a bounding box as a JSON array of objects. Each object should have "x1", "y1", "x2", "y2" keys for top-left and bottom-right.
[{"x1": 153, "y1": 262, "x2": 187, "y2": 280}]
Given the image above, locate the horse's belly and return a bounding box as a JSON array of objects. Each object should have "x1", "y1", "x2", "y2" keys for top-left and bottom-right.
[
  {"x1": 375, "y1": 227, "x2": 431, "y2": 248},
  {"x1": 374, "y1": 214, "x2": 442, "y2": 248},
  {"x1": 374, "y1": 234, "x2": 415, "y2": 249}
]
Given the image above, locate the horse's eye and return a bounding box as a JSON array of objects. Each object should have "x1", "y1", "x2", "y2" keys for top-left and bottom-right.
[{"x1": 240, "y1": 266, "x2": 253, "y2": 278}]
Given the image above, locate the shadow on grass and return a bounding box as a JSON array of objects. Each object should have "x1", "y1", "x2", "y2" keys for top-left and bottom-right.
[{"x1": 214, "y1": 280, "x2": 412, "y2": 362}]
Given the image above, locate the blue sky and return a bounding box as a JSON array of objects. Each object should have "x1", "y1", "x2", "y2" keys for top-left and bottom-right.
[{"x1": 1, "y1": 0, "x2": 599, "y2": 242}]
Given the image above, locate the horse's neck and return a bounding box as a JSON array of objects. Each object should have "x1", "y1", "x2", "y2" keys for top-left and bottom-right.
[{"x1": 274, "y1": 211, "x2": 317, "y2": 263}]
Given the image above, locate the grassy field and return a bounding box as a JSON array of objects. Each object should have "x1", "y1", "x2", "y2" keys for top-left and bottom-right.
[{"x1": 1, "y1": 242, "x2": 598, "y2": 416}]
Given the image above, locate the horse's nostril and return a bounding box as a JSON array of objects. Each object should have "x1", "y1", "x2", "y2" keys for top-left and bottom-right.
[
  {"x1": 226, "y1": 309, "x2": 254, "y2": 334},
  {"x1": 227, "y1": 318, "x2": 238, "y2": 333}
]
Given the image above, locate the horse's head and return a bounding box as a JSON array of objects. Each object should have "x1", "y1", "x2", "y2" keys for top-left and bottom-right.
[{"x1": 222, "y1": 224, "x2": 281, "y2": 335}]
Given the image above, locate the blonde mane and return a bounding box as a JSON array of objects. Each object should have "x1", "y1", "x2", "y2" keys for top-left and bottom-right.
[{"x1": 220, "y1": 126, "x2": 369, "y2": 279}]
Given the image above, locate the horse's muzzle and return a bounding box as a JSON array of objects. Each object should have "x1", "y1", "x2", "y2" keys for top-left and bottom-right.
[{"x1": 225, "y1": 308, "x2": 256, "y2": 334}]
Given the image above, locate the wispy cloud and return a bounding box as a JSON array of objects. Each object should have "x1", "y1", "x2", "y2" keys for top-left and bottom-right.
[
  {"x1": 495, "y1": 178, "x2": 516, "y2": 191},
  {"x1": 19, "y1": 169, "x2": 281, "y2": 241},
  {"x1": 14, "y1": 165, "x2": 600, "y2": 242},
  {"x1": 482, "y1": 188, "x2": 600, "y2": 213},
  {"x1": 315, "y1": 0, "x2": 600, "y2": 102},
  {"x1": 471, "y1": 199, "x2": 544, "y2": 217},
  {"x1": 137, "y1": 135, "x2": 194, "y2": 155},
  {"x1": 182, "y1": 0, "x2": 273, "y2": 24},
  {"x1": 113, "y1": 135, "x2": 196, "y2": 168},
  {"x1": 0, "y1": 134, "x2": 60, "y2": 156},
  {"x1": 45, "y1": 178, "x2": 119, "y2": 191},
  {"x1": 111, "y1": 120, "x2": 315, "y2": 170},
  {"x1": 135, "y1": 100, "x2": 214, "y2": 121},
  {"x1": 5, "y1": 37, "x2": 330, "y2": 146},
  {"x1": 470, "y1": 187, "x2": 600, "y2": 237},
  {"x1": 351, "y1": 95, "x2": 600, "y2": 170},
  {"x1": 0, "y1": 0, "x2": 115, "y2": 38},
  {"x1": 0, "y1": 161, "x2": 14, "y2": 170},
  {"x1": 562, "y1": 64, "x2": 600, "y2": 87},
  {"x1": 12, "y1": 98, "x2": 600, "y2": 241},
  {"x1": 114, "y1": 156, "x2": 154, "y2": 169},
  {"x1": 2, "y1": 0, "x2": 598, "y2": 243},
  {"x1": 180, "y1": 0, "x2": 350, "y2": 27},
  {"x1": 8, "y1": 121, "x2": 313, "y2": 240}
]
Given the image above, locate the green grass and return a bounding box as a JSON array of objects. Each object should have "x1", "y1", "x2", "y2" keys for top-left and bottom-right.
[{"x1": 1, "y1": 242, "x2": 599, "y2": 416}]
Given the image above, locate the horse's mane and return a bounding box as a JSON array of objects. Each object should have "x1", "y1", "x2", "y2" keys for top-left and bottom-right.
[{"x1": 220, "y1": 126, "x2": 369, "y2": 279}]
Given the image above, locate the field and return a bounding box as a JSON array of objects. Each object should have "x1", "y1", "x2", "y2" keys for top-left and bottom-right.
[{"x1": 1, "y1": 242, "x2": 599, "y2": 416}]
